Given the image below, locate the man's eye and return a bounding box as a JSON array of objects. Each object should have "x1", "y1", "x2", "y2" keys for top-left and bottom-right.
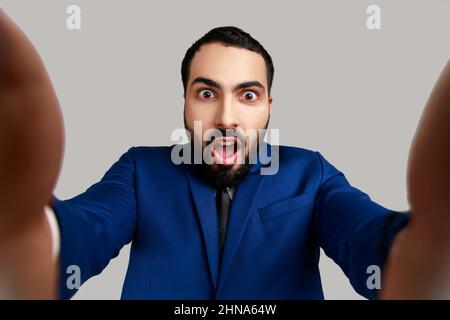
[
  {"x1": 241, "y1": 91, "x2": 258, "y2": 101},
  {"x1": 198, "y1": 89, "x2": 215, "y2": 99}
]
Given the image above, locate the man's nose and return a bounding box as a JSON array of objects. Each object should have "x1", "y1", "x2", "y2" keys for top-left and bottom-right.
[{"x1": 214, "y1": 95, "x2": 239, "y2": 130}]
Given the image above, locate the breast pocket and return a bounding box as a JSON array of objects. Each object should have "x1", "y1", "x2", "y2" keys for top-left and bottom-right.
[{"x1": 258, "y1": 192, "x2": 316, "y2": 222}]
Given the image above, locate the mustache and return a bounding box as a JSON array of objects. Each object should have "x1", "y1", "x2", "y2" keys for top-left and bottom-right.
[{"x1": 204, "y1": 128, "x2": 247, "y2": 146}]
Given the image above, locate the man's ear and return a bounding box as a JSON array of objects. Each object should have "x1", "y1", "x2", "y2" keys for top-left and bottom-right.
[{"x1": 269, "y1": 95, "x2": 273, "y2": 116}]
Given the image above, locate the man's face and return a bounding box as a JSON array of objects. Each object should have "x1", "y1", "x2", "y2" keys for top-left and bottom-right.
[{"x1": 183, "y1": 42, "x2": 272, "y2": 188}]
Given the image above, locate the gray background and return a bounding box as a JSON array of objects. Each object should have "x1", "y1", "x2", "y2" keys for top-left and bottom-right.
[{"x1": 1, "y1": 0, "x2": 449, "y2": 299}]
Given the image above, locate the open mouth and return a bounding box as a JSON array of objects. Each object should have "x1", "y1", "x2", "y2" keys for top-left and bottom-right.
[{"x1": 211, "y1": 137, "x2": 240, "y2": 165}]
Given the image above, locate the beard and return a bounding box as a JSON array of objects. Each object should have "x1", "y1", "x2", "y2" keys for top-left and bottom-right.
[
  {"x1": 194, "y1": 148, "x2": 253, "y2": 189},
  {"x1": 186, "y1": 133, "x2": 253, "y2": 189},
  {"x1": 184, "y1": 111, "x2": 270, "y2": 190}
]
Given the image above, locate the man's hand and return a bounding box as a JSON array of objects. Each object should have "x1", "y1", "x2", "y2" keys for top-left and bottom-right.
[
  {"x1": 381, "y1": 60, "x2": 450, "y2": 299},
  {"x1": 0, "y1": 9, "x2": 64, "y2": 299}
]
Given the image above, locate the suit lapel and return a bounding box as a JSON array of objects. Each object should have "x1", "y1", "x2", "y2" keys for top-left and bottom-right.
[
  {"x1": 215, "y1": 168, "x2": 266, "y2": 297},
  {"x1": 181, "y1": 164, "x2": 220, "y2": 291}
]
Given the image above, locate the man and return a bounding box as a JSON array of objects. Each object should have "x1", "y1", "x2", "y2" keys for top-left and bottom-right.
[{"x1": 0, "y1": 9, "x2": 449, "y2": 299}]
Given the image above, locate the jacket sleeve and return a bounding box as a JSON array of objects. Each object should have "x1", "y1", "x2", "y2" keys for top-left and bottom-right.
[
  {"x1": 313, "y1": 151, "x2": 410, "y2": 299},
  {"x1": 51, "y1": 147, "x2": 137, "y2": 299}
]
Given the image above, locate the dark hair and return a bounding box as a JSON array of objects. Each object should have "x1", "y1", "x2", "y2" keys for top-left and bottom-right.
[{"x1": 181, "y1": 26, "x2": 274, "y2": 95}]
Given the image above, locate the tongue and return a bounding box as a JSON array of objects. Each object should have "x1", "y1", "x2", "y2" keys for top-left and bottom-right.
[{"x1": 214, "y1": 145, "x2": 235, "y2": 164}]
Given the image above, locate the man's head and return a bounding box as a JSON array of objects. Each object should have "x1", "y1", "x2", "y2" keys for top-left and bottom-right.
[{"x1": 182, "y1": 26, "x2": 274, "y2": 189}]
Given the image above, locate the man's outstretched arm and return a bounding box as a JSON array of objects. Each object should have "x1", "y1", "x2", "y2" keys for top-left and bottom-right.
[
  {"x1": 0, "y1": 9, "x2": 64, "y2": 299},
  {"x1": 381, "y1": 60, "x2": 450, "y2": 299}
]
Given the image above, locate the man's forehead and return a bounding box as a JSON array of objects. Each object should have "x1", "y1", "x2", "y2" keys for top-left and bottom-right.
[{"x1": 188, "y1": 42, "x2": 268, "y2": 89}]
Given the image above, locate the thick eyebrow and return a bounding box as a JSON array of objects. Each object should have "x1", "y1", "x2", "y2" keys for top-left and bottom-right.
[
  {"x1": 233, "y1": 81, "x2": 265, "y2": 93},
  {"x1": 190, "y1": 77, "x2": 266, "y2": 94},
  {"x1": 190, "y1": 77, "x2": 221, "y2": 89}
]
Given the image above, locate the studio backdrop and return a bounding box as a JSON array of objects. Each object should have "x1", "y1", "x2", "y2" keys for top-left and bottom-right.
[{"x1": 2, "y1": 0, "x2": 449, "y2": 299}]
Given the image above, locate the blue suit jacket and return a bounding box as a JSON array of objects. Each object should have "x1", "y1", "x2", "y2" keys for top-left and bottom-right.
[{"x1": 52, "y1": 144, "x2": 409, "y2": 300}]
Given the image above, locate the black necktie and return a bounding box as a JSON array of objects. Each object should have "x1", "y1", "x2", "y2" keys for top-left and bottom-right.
[{"x1": 216, "y1": 188, "x2": 231, "y2": 256}]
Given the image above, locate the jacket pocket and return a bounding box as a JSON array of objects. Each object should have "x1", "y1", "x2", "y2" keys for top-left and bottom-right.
[{"x1": 258, "y1": 192, "x2": 315, "y2": 221}]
